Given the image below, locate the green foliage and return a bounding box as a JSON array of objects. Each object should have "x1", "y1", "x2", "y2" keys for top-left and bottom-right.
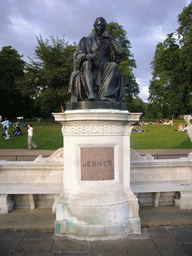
[
  {"x1": 21, "y1": 36, "x2": 76, "y2": 116},
  {"x1": 0, "y1": 46, "x2": 34, "y2": 118},
  {"x1": 177, "y1": 3, "x2": 192, "y2": 41},
  {"x1": 126, "y1": 96, "x2": 146, "y2": 116},
  {"x1": 149, "y1": 3, "x2": 192, "y2": 118},
  {"x1": 0, "y1": 46, "x2": 25, "y2": 91},
  {"x1": 144, "y1": 102, "x2": 169, "y2": 119}
]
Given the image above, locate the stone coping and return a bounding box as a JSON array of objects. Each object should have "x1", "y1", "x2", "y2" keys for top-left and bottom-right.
[{"x1": 53, "y1": 110, "x2": 142, "y2": 122}]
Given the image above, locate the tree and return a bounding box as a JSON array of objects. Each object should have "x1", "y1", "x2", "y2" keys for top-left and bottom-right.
[
  {"x1": 148, "y1": 3, "x2": 192, "y2": 117},
  {"x1": 91, "y1": 21, "x2": 139, "y2": 101},
  {"x1": 0, "y1": 46, "x2": 33, "y2": 118},
  {"x1": 149, "y1": 34, "x2": 183, "y2": 116},
  {"x1": 177, "y1": 3, "x2": 192, "y2": 112},
  {"x1": 21, "y1": 37, "x2": 76, "y2": 116},
  {"x1": 0, "y1": 46, "x2": 25, "y2": 91},
  {"x1": 126, "y1": 96, "x2": 146, "y2": 117}
]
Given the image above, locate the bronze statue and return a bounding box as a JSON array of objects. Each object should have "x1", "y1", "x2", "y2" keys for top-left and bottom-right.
[{"x1": 69, "y1": 17, "x2": 125, "y2": 102}]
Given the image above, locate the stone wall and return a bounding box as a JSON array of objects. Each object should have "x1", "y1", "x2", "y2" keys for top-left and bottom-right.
[{"x1": 0, "y1": 150, "x2": 192, "y2": 211}]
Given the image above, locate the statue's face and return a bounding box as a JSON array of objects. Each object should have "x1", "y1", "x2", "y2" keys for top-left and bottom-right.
[{"x1": 94, "y1": 20, "x2": 106, "y2": 36}]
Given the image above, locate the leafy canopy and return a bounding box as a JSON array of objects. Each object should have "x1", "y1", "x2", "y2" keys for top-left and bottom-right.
[
  {"x1": 0, "y1": 46, "x2": 25, "y2": 92},
  {"x1": 21, "y1": 36, "x2": 76, "y2": 116},
  {"x1": 0, "y1": 46, "x2": 34, "y2": 118},
  {"x1": 148, "y1": 3, "x2": 192, "y2": 117}
]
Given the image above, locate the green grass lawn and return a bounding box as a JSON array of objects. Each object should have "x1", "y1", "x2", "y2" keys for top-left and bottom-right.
[
  {"x1": 0, "y1": 120, "x2": 63, "y2": 150},
  {"x1": 0, "y1": 119, "x2": 191, "y2": 150},
  {"x1": 131, "y1": 120, "x2": 192, "y2": 149}
]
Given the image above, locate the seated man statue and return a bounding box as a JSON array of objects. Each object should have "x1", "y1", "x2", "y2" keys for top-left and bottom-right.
[{"x1": 69, "y1": 17, "x2": 125, "y2": 102}]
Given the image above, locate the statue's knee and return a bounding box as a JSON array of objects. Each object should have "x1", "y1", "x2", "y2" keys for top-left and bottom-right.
[
  {"x1": 83, "y1": 61, "x2": 92, "y2": 70},
  {"x1": 111, "y1": 62, "x2": 118, "y2": 69}
]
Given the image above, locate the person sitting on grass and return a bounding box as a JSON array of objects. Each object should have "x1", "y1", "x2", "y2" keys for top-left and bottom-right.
[
  {"x1": 21, "y1": 122, "x2": 27, "y2": 127},
  {"x1": 154, "y1": 120, "x2": 159, "y2": 125},
  {"x1": 136, "y1": 125, "x2": 145, "y2": 133},
  {"x1": 131, "y1": 125, "x2": 137, "y2": 132},
  {"x1": 177, "y1": 124, "x2": 183, "y2": 131},
  {"x1": 13, "y1": 127, "x2": 22, "y2": 136},
  {"x1": 139, "y1": 120, "x2": 145, "y2": 125}
]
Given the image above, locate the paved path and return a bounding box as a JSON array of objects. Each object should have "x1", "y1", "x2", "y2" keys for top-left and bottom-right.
[
  {"x1": 0, "y1": 207, "x2": 192, "y2": 255},
  {"x1": 0, "y1": 149, "x2": 55, "y2": 161},
  {"x1": 0, "y1": 148, "x2": 192, "y2": 161},
  {"x1": 136, "y1": 149, "x2": 192, "y2": 159},
  {"x1": 0, "y1": 226, "x2": 192, "y2": 255},
  {"x1": 0, "y1": 149, "x2": 55, "y2": 156},
  {"x1": 0, "y1": 207, "x2": 191, "y2": 232}
]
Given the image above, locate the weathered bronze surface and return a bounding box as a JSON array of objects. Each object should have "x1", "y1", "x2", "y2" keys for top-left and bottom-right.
[
  {"x1": 69, "y1": 17, "x2": 125, "y2": 104},
  {"x1": 66, "y1": 101, "x2": 127, "y2": 110}
]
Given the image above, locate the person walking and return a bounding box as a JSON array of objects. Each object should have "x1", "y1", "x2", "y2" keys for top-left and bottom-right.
[
  {"x1": 3, "y1": 117, "x2": 11, "y2": 140},
  {"x1": 27, "y1": 124, "x2": 37, "y2": 150}
]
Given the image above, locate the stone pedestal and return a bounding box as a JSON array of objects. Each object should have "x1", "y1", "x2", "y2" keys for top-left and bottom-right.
[
  {"x1": 0, "y1": 195, "x2": 14, "y2": 214},
  {"x1": 53, "y1": 109, "x2": 141, "y2": 241}
]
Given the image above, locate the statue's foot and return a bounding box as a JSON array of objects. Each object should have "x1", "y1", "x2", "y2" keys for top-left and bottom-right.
[
  {"x1": 99, "y1": 96, "x2": 110, "y2": 101},
  {"x1": 88, "y1": 93, "x2": 96, "y2": 101}
]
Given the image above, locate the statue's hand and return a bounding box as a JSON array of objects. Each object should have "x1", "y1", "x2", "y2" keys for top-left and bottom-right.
[
  {"x1": 86, "y1": 53, "x2": 98, "y2": 62},
  {"x1": 102, "y1": 32, "x2": 113, "y2": 40}
]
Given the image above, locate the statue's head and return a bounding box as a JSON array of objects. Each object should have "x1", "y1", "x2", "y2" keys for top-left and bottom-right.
[{"x1": 94, "y1": 17, "x2": 106, "y2": 36}]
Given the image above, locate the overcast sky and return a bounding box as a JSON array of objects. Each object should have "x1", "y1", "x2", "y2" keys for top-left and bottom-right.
[{"x1": 1, "y1": 0, "x2": 191, "y2": 102}]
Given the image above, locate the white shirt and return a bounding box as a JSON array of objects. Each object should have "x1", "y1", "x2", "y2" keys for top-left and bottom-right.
[{"x1": 28, "y1": 127, "x2": 33, "y2": 136}]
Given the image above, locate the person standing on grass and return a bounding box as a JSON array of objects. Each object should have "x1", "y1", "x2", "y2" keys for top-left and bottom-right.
[
  {"x1": 3, "y1": 117, "x2": 11, "y2": 140},
  {"x1": 13, "y1": 120, "x2": 20, "y2": 128},
  {"x1": 27, "y1": 124, "x2": 37, "y2": 150}
]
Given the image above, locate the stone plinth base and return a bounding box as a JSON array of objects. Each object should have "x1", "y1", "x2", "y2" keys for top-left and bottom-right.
[
  {"x1": 55, "y1": 187, "x2": 141, "y2": 240},
  {"x1": 53, "y1": 109, "x2": 141, "y2": 240},
  {"x1": 0, "y1": 195, "x2": 14, "y2": 214}
]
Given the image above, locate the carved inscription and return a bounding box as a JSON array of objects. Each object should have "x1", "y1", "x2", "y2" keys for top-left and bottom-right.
[{"x1": 81, "y1": 147, "x2": 114, "y2": 181}]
